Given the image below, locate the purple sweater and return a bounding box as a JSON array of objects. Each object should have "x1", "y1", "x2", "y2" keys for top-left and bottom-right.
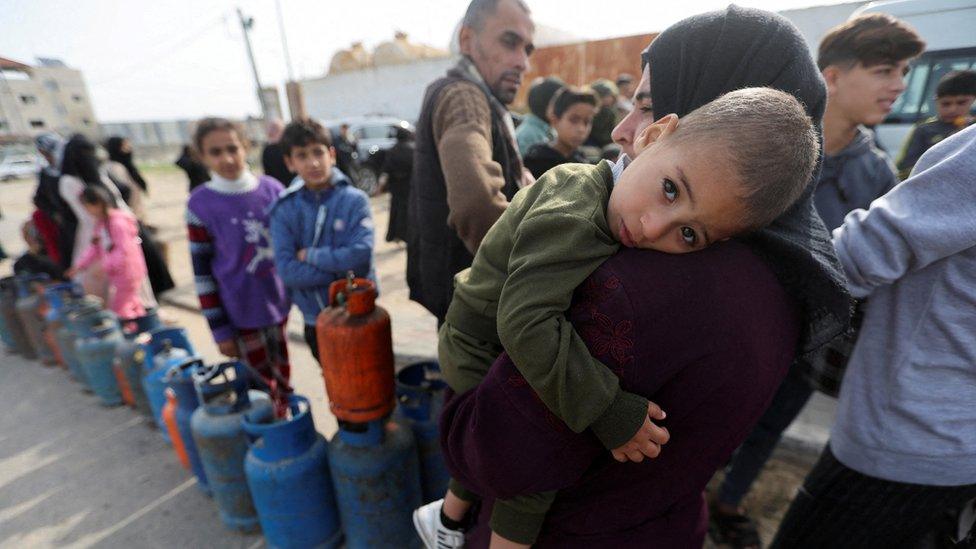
[
  {"x1": 441, "y1": 242, "x2": 799, "y2": 547},
  {"x1": 186, "y1": 175, "x2": 289, "y2": 341}
]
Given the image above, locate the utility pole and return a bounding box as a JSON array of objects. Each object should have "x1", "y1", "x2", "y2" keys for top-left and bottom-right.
[
  {"x1": 275, "y1": 0, "x2": 295, "y2": 82},
  {"x1": 275, "y1": 0, "x2": 307, "y2": 120},
  {"x1": 237, "y1": 7, "x2": 268, "y2": 120}
]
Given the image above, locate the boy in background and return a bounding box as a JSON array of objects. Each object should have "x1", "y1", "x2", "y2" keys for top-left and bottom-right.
[
  {"x1": 709, "y1": 14, "x2": 924, "y2": 549},
  {"x1": 897, "y1": 69, "x2": 976, "y2": 178},
  {"x1": 268, "y1": 118, "x2": 375, "y2": 361},
  {"x1": 585, "y1": 79, "x2": 620, "y2": 149},
  {"x1": 523, "y1": 86, "x2": 598, "y2": 178},
  {"x1": 514, "y1": 76, "x2": 565, "y2": 157}
]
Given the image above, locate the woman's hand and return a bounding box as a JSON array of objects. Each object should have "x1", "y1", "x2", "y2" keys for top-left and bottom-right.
[
  {"x1": 217, "y1": 339, "x2": 240, "y2": 359},
  {"x1": 611, "y1": 401, "x2": 670, "y2": 463}
]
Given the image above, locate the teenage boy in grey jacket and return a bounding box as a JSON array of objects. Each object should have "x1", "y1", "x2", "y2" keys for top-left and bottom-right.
[
  {"x1": 710, "y1": 14, "x2": 924, "y2": 548},
  {"x1": 772, "y1": 123, "x2": 976, "y2": 549}
]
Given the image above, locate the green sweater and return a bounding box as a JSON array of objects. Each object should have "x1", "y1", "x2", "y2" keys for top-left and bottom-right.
[{"x1": 445, "y1": 160, "x2": 649, "y2": 449}]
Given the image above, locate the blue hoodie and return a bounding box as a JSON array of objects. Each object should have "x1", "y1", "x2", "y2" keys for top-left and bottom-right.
[{"x1": 269, "y1": 168, "x2": 376, "y2": 326}]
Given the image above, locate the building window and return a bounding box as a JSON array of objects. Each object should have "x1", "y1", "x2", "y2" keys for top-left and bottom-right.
[
  {"x1": 72, "y1": 94, "x2": 83, "y2": 103},
  {"x1": 30, "y1": 120, "x2": 45, "y2": 128},
  {"x1": 20, "y1": 95, "x2": 37, "y2": 105},
  {"x1": 45, "y1": 80, "x2": 59, "y2": 92},
  {"x1": 0, "y1": 120, "x2": 7, "y2": 130},
  {"x1": 82, "y1": 119, "x2": 91, "y2": 126}
]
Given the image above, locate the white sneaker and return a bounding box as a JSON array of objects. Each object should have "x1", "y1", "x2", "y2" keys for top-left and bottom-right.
[{"x1": 413, "y1": 498, "x2": 465, "y2": 549}]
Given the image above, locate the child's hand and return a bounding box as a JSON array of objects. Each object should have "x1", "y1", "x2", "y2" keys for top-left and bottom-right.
[
  {"x1": 610, "y1": 401, "x2": 670, "y2": 463},
  {"x1": 296, "y1": 249, "x2": 307, "y2": 262},
  {"x1": 217, "y1": 339, "x2": 240, "y2": 359}
]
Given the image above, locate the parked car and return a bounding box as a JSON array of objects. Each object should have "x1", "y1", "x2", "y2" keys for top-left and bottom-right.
[
  {"x1": 324, "y1": 116, "x2": 415, "y2": 195},
  {"x1": 0, "y1": 154, "x2": 38, "y2": 182},
  {"x1": 855, "y1": 0, "x2": 976, "y2": 153}
]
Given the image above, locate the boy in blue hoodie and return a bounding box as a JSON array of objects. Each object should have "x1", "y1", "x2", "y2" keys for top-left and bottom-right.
[{"x1": 269, "y1": 118, "x2": 376, "y2": 360}]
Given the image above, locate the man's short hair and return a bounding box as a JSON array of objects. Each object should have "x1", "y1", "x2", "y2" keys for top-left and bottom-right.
[
  {"x1": 527, "y1": 76, "x2": 565, "y2": 119},
  {"x1": 667, "y1": 87, "x2": 819, "y2": 230},
  {"x1": 937, "y1": 70, "x2": 976, "y2": 98},
  {"x1": 817, "y1": 14, "x2": 925, "y2": 71},
  {"x1": 550, "y1": 86, "x2": 598, "y2": 118},
  {"x1": 280, "y1": 118, "x2": 333, "y2": 156},
  {"x1": 462, "y1": 0, "x2": 530, "y2": 31}
]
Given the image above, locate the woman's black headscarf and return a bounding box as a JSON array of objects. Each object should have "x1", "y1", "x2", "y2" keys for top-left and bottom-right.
[
  {"x1": 61, "y1": 134, "x2": 105, "y2": 188},
  {"x1": 645, "y1": 5, "x2": 851, "y2": 353},
  {"x1": 106, "y1": 136, "x2": 148, "y2": 193}
]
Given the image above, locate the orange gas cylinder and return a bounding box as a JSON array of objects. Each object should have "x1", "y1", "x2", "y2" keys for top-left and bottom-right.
[
  {"x1": 163, "y1": 389, "x2": 190, "y2": 469},
  {"x1": 316, "y1": 274, "x2": 395, "y2": 423},
  {"x1": 114, "y1": 361, "x2": 136, "y2": 407},
  {"x1": 45, "y1": 325, "x2": 66, "y2": 369}
]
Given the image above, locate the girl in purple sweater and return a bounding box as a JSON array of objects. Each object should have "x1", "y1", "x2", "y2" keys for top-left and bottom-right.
[{"x1": 186, "y1": 118, "x2": 291, "y2": 411}]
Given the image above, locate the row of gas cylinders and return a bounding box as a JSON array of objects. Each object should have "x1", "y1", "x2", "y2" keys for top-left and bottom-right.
[{"x1": 1, "y1": 274, "x2": 450, "y2": 548}]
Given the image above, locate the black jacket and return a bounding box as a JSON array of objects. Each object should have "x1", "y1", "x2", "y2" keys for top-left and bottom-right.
[{"x1": 523, "y1": 143, "x2": 588, "y2": 179}]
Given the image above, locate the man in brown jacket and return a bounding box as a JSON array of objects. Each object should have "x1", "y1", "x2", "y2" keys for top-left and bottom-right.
[{"x1": 407, "y1": 0, "x2": 535, "y2": 324}]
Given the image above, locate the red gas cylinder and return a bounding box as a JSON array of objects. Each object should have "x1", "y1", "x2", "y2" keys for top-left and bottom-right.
[{"x1": 315, "y1": 274, "x2": 395, "y2": 423}]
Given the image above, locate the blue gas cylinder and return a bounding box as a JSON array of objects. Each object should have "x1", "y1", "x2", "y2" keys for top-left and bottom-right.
[
  {"x1": 76, "y1": 311, "x2": 124, "y2": 406},
  {"x1": 13, "y1": 276, "x2": 48, "y2": 362},
  {"x1": 67, "y1": 304, "x2": 112, "y2": 389},
  {"x1": 191, "y1": 361, "x2": 273, "y2": 532},
  {"x1": 58, "y1": 298, "x2": 103, "y2": 384},
  {"x1": 142, "y1": 327, "x2": 195, "y2": 441},
  {"x1": 0, "y1": 276, "x2": 34, "y2": 357},
  {"x1": 42, "y1": 283, "x2": 82, "y2": 323},
  {"x1": 395, "y1": 361, "x2": 450, "y2": 503},
  {"x1": 329, "y1": 419, "x2": 423, "y2": 549},
  {"x1": 0, "y1": 306, "x2": 14, "y2": 351},
  {"x1": 164, "y1": 357, "x2": 210, "y2": 493},
  {"x1": 43, "y1": 283, "x2": 83, "y2": 367},
  {"x1": 114, "y1": 311, "x2": 162, "y2": 416},
  {"x1": 243, "y1": 394, "x2": 342, "y2": 549}
]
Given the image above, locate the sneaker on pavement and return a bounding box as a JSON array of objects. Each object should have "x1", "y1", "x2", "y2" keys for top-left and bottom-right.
[{"x1": 413, "y1": 499, "x2": 465, "y2": 549}]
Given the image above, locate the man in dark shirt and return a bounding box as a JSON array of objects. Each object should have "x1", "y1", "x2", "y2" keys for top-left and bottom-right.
[
  {"x1": 896, "y1": 70, "x2": 976, "y2": 179},
  {"x1": 260, "y1": 119, "x2": 297, "y2": 185}
]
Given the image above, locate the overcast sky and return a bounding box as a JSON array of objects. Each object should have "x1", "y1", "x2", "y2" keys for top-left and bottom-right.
[{"x1": 2, "y1": 0, "x2": 853, "y2": 122}]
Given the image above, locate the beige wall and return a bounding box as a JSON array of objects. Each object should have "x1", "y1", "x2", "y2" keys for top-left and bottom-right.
[{"x1": 0, "y1": 65, "x2": 97, "y2": 138}]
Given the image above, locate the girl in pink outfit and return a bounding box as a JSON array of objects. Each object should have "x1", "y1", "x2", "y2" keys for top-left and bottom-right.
[{"x1": 67, "y1": 185, "x2": 148, "y2": 319}]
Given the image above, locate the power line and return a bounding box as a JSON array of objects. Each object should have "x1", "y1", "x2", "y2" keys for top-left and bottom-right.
[{"x1": 90, "y1": 12, "x2": 231, "y2": 86}]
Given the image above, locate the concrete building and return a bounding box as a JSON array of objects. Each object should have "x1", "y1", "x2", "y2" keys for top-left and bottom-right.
[
  {"x1": 0, "y1": 56, "x2": 97, "y2": 139},
  {"x1": 301, "y1": 26, "x2": 580, "y2": 124}
]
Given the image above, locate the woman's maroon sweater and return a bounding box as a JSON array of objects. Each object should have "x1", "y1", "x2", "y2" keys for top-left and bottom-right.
[{"x1": 440, "y1": 241, "x2": 800, "y2": 547}]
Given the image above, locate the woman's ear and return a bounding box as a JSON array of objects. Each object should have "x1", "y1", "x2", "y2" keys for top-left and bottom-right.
[{"x1": 634, "y1": 114, "x2": 679, "y2": 156}]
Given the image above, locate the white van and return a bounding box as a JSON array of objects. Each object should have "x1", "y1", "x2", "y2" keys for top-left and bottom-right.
[{"x1": 853, "y1": 0, "x2": 976, "y2": 153}]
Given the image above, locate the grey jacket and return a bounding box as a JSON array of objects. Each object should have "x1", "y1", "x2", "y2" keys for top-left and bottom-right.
[
  {"x1": 815, "y1": 127, "x2": 898, "y2": 231},
  {"x1": 830, "y1": 125, "x2": 976, "y2": 486}
]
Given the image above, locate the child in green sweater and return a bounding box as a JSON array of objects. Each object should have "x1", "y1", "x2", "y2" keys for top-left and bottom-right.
[{"x1": 414, "y1": 87, "x2": 820, "y2": 548}]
